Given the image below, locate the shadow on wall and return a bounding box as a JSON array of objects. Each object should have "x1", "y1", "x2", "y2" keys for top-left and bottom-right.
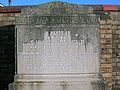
[{"x1": 0, "y1": 25, "x2": 15, "y2": 90}]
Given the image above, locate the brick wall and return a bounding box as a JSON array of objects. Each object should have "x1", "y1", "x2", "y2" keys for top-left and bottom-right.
[
  {"x1": 99, "y1": 11, "x2": 120, "y2": 90},
  {"x1": 99, "y1": 14, "x2": 113, "y2": 90},
  {"x1": 0, "y1": 13, "x2": 20, "y2": 27},
  {"x1": 111, "y1": 12, "x2": 120, "y2": 90}
]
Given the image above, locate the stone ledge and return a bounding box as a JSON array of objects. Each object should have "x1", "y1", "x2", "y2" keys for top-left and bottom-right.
[{"x1": 14, "y1": 74, "x2": 100, "y2": 82}]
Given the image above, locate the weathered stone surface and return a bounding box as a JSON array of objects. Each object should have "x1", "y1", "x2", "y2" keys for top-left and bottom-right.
[
  {"x1": 107, "y1": 30, "x2": 112, "y2": 33},
  {"x1": 10, "y1": 1, "x2": 106, "y2": 90},
  {"x1": 99, "y1": 20, "x2": 106, "y2": 24},
  {"x1": 102, "y1": 73, "x2": 112, "y2": 77},
  {"x1": 100, "y1": 29, "x2": 106, "y2": 33},
  {"x1": 0, "y1": 13, "x2": 17, "y2": 27},
  {"x1": 16, "y1": 15, "x2": 98, "y2": 25},
  {"x1": 100, "y1": 25, "x2": 112, "y2": 29},
  {"x1": 21, "y1": 1, "x2": 94, "y2": 15},
  {"x1": 0, "y1": 3, "x2": 120, "y2": 90},
  {"x1": 106, "y1": 20, "x2": 113, "y2": 24}
]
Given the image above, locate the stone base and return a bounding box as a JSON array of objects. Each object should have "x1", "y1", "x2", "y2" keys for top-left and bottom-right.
[{"x1": 9, "y1": 74, "x2": 107, "y2": 90}]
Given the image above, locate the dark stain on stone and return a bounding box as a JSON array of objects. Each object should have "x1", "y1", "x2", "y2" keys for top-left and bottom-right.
[{"x1": 60, "y1": 81, "x2": 68, "y2": 90}]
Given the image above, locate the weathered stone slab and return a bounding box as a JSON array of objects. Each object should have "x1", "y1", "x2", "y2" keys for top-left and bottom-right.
[
  {"x1": 10, "y1": 1, "x2": 106, "y2": 90},
  {"x1": 21, "y1": 1, "x2": 94, "y2": 15}
]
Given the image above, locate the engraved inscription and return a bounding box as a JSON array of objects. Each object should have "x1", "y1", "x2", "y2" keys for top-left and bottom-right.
[{"x1": 16, "y1": 15, "x2": 98, "y2": 25}]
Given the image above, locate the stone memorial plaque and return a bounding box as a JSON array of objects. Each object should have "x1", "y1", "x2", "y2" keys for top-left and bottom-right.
[
  {"x1": 17, "y1": 25, "x2": 100, "y2": 74},
  {"x1": 9, "y1": 1, "x2": 106, "y2": 90}
]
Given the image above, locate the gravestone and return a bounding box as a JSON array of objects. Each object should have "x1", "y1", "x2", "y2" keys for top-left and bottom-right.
[{"x1": 9, "y1": 1, "x2": 106, "y2": 90}]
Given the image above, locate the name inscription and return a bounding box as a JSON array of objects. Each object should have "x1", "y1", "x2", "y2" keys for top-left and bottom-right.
[{"x1": 16, "y1": 15, "x2": 98, "y2": 25}]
